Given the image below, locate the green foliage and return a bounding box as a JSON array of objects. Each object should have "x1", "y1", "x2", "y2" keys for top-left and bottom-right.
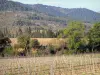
[
  {"x1": 17, "y1": 34, "x2": 30, "y2": 48},
  {"x1": 0, "y1": 30, "x2": 11, "y2": 57},
  {"x1": 46, "y1": 44, "x2": 56, "y2": 55},
  {"x1": 46, "y1": 29, "x2": 56, "y2": 38},
  {"x1": 4, "y1": 46, "x2": 13, "y2": 55},
  {"x1": 63, "y1": 50, "x2": 76, "y2": 55},
  {"x1": 16, "y1": 34, "x2": 31, "y2": 56},
  {"x1": 57, "y1": 30, "x2": 65, "y2": 38},
  {"x1": 63, "y1": 21, "x2": 85, "y2": 52},
  {"x1": 88, "y1": 22, "x2": 100, "y2": 51},
  {"x1": 30, "y1": 39, "x2": 40, "y2": 48}
]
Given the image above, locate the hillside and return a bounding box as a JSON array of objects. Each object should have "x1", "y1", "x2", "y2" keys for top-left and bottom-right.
[
  {"x1": 31, "y1": 4, "x2": 100, "y2": 22},
  {"x1": 0, "y1": 0, "x2": 99, "y2": 38},
  {"x1": 0, "y1": 0, "x2": 100, "y2": 23},
  {"x1": 0, "y1": 0, "x2": 33, "y2": 11},
  {"x1": 0, "y1": 11, "x2": 66, "y2": 30}
]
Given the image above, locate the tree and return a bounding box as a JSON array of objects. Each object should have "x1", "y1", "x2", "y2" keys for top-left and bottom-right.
[
  {"x1": 25, "y1": 27, "x2": 32, "y2": 37},
  {"x1": 17, "y1": 34, "x2": 30, "y2": 56},
  {"x1": 46, "y1": 44, "x2": 56, "y2": 55},
  {"x1": 30, "y1": 39, "x2": 40, "y2": 48},
  {"x1": 46, "y1": 29, "x2": 55, "y2": 38},
  {"x1": 18, "y1": 28, "x2": 23, "y2": 36},
  {"x1": 4, "y1": 46, "x2": 13, "y2": 56},
  {"x1": 0, "y1": 30, "x2": 11, "y2": 57},
  {"x1": 57, "y1": 30, "x2": 65, "y2": 38},
  {"x1": 63, "y1": 21, "x2": 85, "y2": 53},
  {"x1": 88, "y1": 22, "x2": 100, "y2": 52}
]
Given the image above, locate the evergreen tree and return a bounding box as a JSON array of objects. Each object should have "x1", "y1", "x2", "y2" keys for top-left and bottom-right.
[{"x1": 18, "y1": 27, "x2": 23, "y2": 36}]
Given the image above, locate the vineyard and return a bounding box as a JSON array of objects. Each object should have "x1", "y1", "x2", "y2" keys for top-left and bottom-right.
[{"x1": 0, "y1": 54, "x2": 100, "y2": 75}]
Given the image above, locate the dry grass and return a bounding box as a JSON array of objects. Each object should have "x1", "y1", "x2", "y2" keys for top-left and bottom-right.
[
  {"x1": 0, "y1": 54, "x2": 100, "y2": 75},
  {"x1": 10, "y1": 38, "x2": 66, "y2": 46}
]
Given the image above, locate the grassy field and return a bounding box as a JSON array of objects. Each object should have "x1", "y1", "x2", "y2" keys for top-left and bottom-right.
[
  {"x1": 10, "y1": 38, "x2": 67, "y2": 46},
  {"x1": 0, "y1": 54, "x2": 100, "y2": 75}
]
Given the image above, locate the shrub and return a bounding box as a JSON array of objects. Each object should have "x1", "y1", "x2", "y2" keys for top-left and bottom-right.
[
  {"x1": 4, "y1": 46, "x2": 13, "y2": 56},
  {"x1": 63, "y1": 50, "x2": 76, "y2": 55},
  {"x1": 17, "y1": 34, "x2": 31, "y2": 56},
  {"x1": 17, "y1": 34, "x2": 30, "y2": 48},
  {"x1": 30, "y1": 39, "x2": 40, "y2": 48},
  {"x1": 46, "y1": 44, "x2": 56, "y2": 55}
]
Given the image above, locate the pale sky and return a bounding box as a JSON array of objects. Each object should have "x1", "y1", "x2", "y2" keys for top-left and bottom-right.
[{"x1": 12, "y1": 0, "x2": 100, "y2": 12}]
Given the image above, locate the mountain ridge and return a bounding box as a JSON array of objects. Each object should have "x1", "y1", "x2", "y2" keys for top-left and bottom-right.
[
  {"x1": 0, "y1": 0, "x2": 100, "y2": 23},
  {"x1": 0, "y1": 0, "x2": 99, "y2": 31}
]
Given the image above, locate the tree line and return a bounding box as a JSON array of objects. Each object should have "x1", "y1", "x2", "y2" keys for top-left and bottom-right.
[
  {"x1": 0, "y1": 21, "x2": 100, "y2": 57},
  {"x1": 0, "y1": 27, "x2": 58, "y2": 38},
  {"x1": 58, "y1": 21, "x2": 100, "y2": 53}
]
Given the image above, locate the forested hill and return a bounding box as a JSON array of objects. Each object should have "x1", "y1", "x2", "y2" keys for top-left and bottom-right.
[
  {"x1": 0, "y1": 0, "x2": 33, "y2": 11},
  {"x1": 0, "y1": 0, "x2": 100, "y2": 23},
  {"x1": 31, "y1": 4, "x2": 100, "y2": 22}
]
